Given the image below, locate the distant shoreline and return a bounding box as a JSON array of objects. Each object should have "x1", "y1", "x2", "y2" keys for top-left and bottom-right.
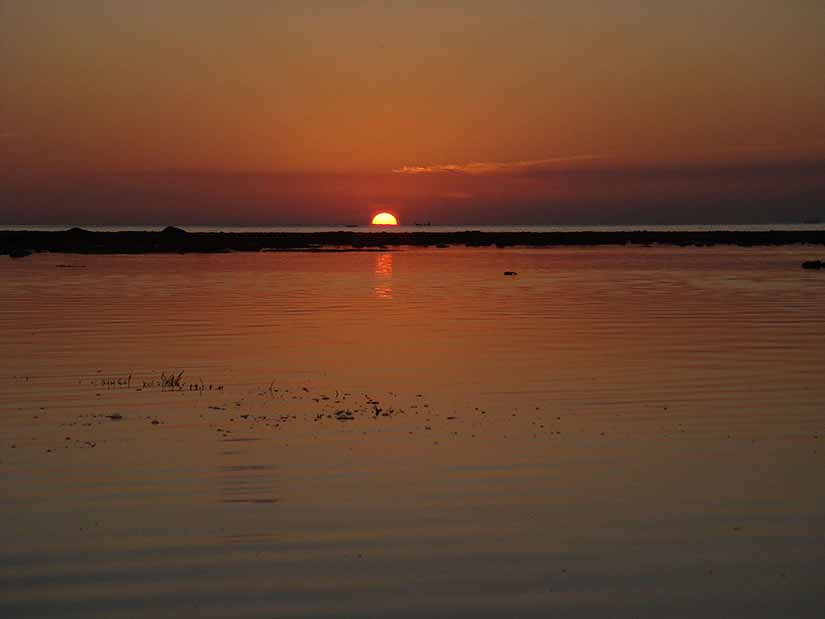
[{"x1": 2, "y1": 227, "x2": 824, "y2": 255}]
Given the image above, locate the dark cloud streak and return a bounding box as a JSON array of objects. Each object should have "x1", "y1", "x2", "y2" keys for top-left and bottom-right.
[{"x1": 2, "y1": 159, "x2": 824, "y2": 226}]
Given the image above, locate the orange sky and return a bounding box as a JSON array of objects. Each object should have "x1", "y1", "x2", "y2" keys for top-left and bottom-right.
[{"x1": 1, "y1": 1, "x2": 824, "y2": 224}]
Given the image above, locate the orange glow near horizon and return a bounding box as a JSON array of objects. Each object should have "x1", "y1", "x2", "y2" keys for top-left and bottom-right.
[
  {"x1": 3, "y1": 5, "x2": 825, "y2": 225},
  {"x1": 371, "y1": 212, "x2": 398, "y2": 226}
]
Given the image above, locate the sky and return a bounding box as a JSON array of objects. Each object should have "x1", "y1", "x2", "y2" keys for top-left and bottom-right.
[{"x1": 1, "y1": 1, "x2": 824, "y2": 225}]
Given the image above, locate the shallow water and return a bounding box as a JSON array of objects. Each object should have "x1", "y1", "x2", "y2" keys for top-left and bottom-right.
[{"x1": 1, "y1": 246, "x2": 824, "y2": 618}]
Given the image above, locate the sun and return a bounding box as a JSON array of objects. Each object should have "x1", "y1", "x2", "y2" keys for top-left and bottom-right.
[{"x1": 371, "y1": 212, "x2": 398, "y2": 226}]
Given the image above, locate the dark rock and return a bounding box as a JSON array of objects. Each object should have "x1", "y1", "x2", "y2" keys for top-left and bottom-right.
[
  {"x1": 0, "y1": 229, "x2": 824, "y2": 254},
  {"x1": 802, "y1": 260, "x2": 823, "y2": 269},
  {"x1": 9, "y1": 248, "x2": 32, "y2": 258},
  {"x1": 161, "y1": 226, "x2": 188, "y2": 236},
  {"x1": 106, "y1": 413, "x2": 123, "y2": 421},
  {"x1": 504, "y1": 271, "x2": 518, "y2": 276}
]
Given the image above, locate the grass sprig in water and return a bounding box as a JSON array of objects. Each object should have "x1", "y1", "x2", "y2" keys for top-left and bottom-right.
[{"x1": 160, "y1": 370, "x2": 184, "y2": 391}]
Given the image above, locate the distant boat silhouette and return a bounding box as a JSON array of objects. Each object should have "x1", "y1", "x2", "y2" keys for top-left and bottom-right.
[{"x1": 415, "y1": 221, "x2": 432, "y2": 226}]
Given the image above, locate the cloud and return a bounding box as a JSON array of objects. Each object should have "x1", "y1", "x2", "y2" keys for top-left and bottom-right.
[
  {"x1": 725, "y1": 139, "x2": 825, "y2": 152},
  {"x1": 393, "y1": 155, "x2": 604, "y2": 175}
]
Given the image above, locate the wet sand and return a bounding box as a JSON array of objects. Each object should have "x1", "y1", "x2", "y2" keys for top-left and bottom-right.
[{"x1": 2, "y1": 226, "x2": 825, "y2": 255}]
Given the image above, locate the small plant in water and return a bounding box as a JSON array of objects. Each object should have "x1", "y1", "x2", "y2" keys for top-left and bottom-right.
[
  {"x1": 100, "y1": 374, "x2": 132, "y2": 389},
  {"x1": 160, "y1": 370, "x2": 185, "y2": 391}
]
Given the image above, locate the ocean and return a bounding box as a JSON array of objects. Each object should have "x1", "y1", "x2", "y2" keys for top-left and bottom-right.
[{"x1": 1, "y1": 245, "x2": 824, "y2": 617}]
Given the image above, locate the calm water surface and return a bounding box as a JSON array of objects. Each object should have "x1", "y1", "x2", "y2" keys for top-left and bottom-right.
[{"x1": 1, "y1": 246, "x2": 824, "y2": 617}]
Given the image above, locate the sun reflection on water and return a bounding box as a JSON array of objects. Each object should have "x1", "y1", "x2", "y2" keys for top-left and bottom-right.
[{"x1": 374, "y1": 252, "x2": 393, "y2": 299}]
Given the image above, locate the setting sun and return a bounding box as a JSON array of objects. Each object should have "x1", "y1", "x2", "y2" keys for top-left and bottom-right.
[{"x1": 371, "y1": 212, "x2": 398, "y2": 226}]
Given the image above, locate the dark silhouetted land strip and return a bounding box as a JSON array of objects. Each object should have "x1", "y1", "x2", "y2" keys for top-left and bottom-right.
[{"x1": 2, "y1": 227, "x2": 824, "y2": 255}]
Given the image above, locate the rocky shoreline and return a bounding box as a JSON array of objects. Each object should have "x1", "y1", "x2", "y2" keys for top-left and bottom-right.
[{"x1": 2, "y1": 226, "x2": 825, "y2": 256}]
